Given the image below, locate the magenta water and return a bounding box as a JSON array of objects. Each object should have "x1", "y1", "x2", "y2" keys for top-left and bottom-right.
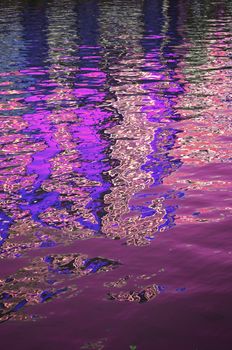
[{"x1": 0, "y1": 0, "x2": 232, "y2": 349}]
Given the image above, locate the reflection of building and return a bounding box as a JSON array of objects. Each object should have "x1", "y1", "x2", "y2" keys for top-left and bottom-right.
[
  {"x1": 0, "y1": 0, "x2": 180, "y2": 253},
  {"x1": 99, "y1": 0, "x2": 182, "y2": 245},
  {"x1": 0, "y1": 0, "x2": 184, "y2": 254},
  {"x1": 0, "y1": 0, "x2": 115, "y2": 257},
  {"x1": 164, "y1": 0, "x2": 232, "y2": 225}
]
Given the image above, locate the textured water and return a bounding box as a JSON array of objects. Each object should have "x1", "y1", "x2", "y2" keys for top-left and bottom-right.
[{"x1": 0, "y1": 0, "x2": 232, "y2": 349}]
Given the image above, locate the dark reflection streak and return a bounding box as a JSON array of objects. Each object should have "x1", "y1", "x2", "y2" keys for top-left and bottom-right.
[
  {"x1": 0, "y1": 1, "x2": 50, "y2": 250},
  {"x1": 34, "y1": 0, "x2": 82, "y2": 233},
  {"x1": 135, "y1": 0, "x2": 183, "y2": 232},
  {"x1": 19, "y1": 1, "x2": 56, "y2": 228},
  {"x1": 73, "y1": 0, "x2": 115, "y2": 234},
  {"x1": 21, "y1": 0, "x2": 49, "y2": 68},
  {"x1": 0, "y1": 2, "x2": 26, "y2": 247}
]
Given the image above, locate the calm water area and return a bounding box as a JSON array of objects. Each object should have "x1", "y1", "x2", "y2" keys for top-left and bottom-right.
[{"x1": 0, "y1": 0, "x2": 232, "y2": 349}]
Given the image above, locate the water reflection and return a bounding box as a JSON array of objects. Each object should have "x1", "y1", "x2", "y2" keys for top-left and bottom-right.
[
  {"x1": 100, "y1": 0, "x2": 183, "y2": 245},
  {"x1": 0, "y1": 1, "x2": 231, "y2": 348},
  {"x1": 0, "y1": 253, "x2": 120, "y2": 322},
  {"x1": 108, "y1": 284, "x2": 159, "y2": 303},
  {"x1": 165, "y1": 0, "x2": 232, "y2": 226}
]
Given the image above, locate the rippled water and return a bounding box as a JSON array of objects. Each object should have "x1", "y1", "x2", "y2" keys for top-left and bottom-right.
[{"x1": 0, "y1": 0, "x2": 232, "y2": 349}]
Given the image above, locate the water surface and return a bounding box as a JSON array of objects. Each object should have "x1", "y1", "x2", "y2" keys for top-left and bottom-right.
[{"x1": 0, "y1": 0, "x2": 232, "y2": 349}]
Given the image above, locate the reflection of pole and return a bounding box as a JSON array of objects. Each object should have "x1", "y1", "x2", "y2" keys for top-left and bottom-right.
[
  {"x1": 98, "y1": 1, "x2": 174, "y2": 246},
  {"x1": 160, "y1": 0, "x2": 170, "y2": 55},
  {"x1": 37, "y1": 0, "x2": 93, "y2": 232},
  {"x1": 0, "y1": 2, "x2": 49, "y2": 252},
  {"x1": 140, "y1": 0, "x2": 182, "y2": 233},
  {"x1": 72, "y1": 0, "x2": 114, "y2": 234},
  {"x1": 19, "y1": 0, "x2": 79, "y2": 229}
]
